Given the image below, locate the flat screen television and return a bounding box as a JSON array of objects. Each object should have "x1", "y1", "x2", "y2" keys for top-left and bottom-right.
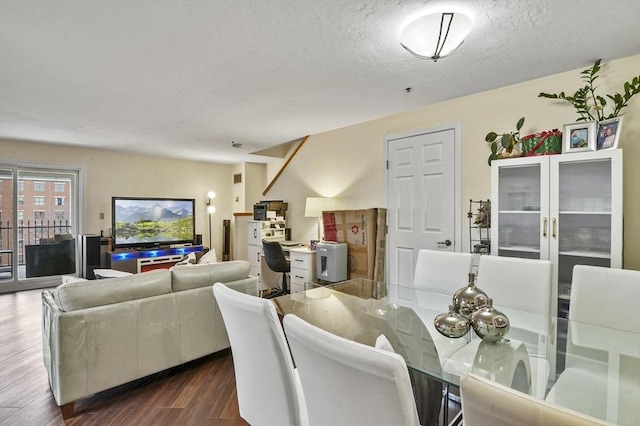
[{"x1": 112, "y1": 197, "x2": 196, "y2": 250}]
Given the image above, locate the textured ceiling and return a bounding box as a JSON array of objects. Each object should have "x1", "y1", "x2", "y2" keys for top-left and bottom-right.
[{"x1": 1, "y1": 0, "x2": 639, "y2": 164}]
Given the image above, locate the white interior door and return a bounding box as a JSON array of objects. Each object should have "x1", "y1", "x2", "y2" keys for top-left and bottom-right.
[{"x1": 386, "y1": 126, "x2": 459, "y2": 288}]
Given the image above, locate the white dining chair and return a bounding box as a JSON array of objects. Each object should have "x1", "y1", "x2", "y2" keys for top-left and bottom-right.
[
  {"x1": 411, "y1": 249, "x2": 474, "y2": 363},
  {"x1": 475, "y1": 255, "x2": 553, "y2": 398},
  {"x1": 413, "y1": 249, "x2": 474, "y2": 310},
  {"x1": 545, "y1": 265, "x2": 640, "y2": 424},
  {"x1": 212, "y1": 283, "x2": 307, "y2": 426},
  {"x1": 283, "y1": 313, "x2": 420, "y2": 426},
  {"x1": 460, "y1": 373, "x2": 610, "y2": 426}
]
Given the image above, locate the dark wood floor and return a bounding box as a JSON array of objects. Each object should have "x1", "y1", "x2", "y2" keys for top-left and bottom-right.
[
  {"x1": 0, "y1": 288, "x2": 460, "y2": 426},
  {"x1": 0, "y1": 289, "x2": 248, "y2": 426}
]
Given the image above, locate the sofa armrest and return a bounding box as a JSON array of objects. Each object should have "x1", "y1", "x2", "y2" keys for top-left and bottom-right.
[{"x1": 41, "y1": 290, "x2": 90, "y2": 406}]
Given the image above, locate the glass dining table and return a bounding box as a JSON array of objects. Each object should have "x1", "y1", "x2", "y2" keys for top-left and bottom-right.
[{"x1": 272, "y1": 278, "x2": 640, "y2": 426}]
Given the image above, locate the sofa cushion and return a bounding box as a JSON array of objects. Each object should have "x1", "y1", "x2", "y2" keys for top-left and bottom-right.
[
  {"x1": 171, "y1": 260, "x2": 251, "y2": 292},
  {"x1": 54, "y1": 269, "x2": 172, "y2": 312}
]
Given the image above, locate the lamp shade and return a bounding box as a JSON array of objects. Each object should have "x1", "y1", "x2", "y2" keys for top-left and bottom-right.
[
  {"x1": 400, "y1": 12, "x2": 473, "y2": 61},
  {"x1": 305, "y1": 197, "x2": 334, "y2": 218}
]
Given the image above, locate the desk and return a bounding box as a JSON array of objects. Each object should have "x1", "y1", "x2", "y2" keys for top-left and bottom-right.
[{"x1": 273, "y1": 279, "x2": 640, "y2": 426}]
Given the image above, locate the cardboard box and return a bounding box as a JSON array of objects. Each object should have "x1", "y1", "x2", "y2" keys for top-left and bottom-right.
[{"x1": 322, "y1": 208, "x2": 386, "y2": 280}]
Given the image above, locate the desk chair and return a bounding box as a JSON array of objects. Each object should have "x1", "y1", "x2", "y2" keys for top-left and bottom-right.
[
  {"x1": 213, "y1": 283, "x2": 307, "y2": 426},
  {"x1": 262, "y1": 239, "x2": 290, "y2": 294},
  {"x1": 284, "y1": 313, "x2": 420, "y2": 426},
  {"x1": 460, "y1": 373, "x2": 607, "y2": 426}
]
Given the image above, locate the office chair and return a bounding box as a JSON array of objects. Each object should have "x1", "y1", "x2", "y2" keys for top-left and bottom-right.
[{"x1": 262, "y1": 239, "x2": 290, "y2": 294}]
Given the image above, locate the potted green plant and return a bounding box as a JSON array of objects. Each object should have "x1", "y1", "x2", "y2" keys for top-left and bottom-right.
[
  {"x1": 538, "y1": 59, "x2": 640, "y2": 121},
  {"x1": 485, "y1": 117, "x2": 525, "y2": 165}
]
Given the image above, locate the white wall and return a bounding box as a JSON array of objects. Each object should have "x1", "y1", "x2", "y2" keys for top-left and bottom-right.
[
  {"x1": 2, "y1": 55, "x2": 638, "y2": 269},
  {"x1": 0, "y1": 141, "x2": 234, "y2": 256},
  {"x1": 264, "y1": 55, "x2": 640, "y2": 270}
]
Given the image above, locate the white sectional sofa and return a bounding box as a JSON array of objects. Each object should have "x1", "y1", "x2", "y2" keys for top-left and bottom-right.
[{"x1": 41, "y1": 260, "x2": 258, "y2": 418}]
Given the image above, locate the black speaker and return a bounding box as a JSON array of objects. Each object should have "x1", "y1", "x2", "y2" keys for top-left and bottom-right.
[
  {"x1": 195, "y1": 234, "x2": 203, "y2": 245},
  {"x1": 81, "y1": 234, "x2": 102, "y2": 279},
  {"x1": 222, "y1": 220, "x2": 231, "y2": 261}
]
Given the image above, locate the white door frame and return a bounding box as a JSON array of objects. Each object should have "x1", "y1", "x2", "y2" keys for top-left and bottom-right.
[{"x1": 383, "y1": 122, "x2": 463, "y2": 284}]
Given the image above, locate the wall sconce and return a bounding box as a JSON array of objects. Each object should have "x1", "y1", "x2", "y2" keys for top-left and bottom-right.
[
  {"x1": 305, "y1": 197, "x2": 335, "y2": 240},
  {"x1": 206, "y1": 191, "x2": 216, "y2": 249},
  {"x1": 400, "y1": 12, "x2": 473, "y2": 62}
]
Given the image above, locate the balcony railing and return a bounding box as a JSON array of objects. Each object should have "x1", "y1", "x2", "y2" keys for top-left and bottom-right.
[{"x1": 0, "y1": 220, "x2": 73, "y2": 276}]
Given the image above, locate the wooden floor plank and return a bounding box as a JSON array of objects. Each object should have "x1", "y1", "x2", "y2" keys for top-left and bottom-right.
[
  {"x1": 0, "y1": 288, "x2": 459, "y2": 425},
  {"x1": 0, "y1": 289, "x2": 248, "y2": 426}
]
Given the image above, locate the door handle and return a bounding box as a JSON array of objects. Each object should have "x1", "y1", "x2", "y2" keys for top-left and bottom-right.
[
  {"x1": 437, "y1": 239, "x2": 452, "y2": 247},
  {"x1": 552, "y1": 218, "x2": 557, "y2": 238},
  {"x1": 543, "y1": 217, "x2": 547, "y2": 238}
]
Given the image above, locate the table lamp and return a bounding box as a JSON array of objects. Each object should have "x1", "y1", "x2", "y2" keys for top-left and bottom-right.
[{"x1": 305, "y1": 197, "x2": 334, "y2": 241}]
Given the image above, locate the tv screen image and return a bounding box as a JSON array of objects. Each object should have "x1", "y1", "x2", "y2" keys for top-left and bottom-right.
[{"x1": 112, "y1": 197, "x2": 196, "y2": 249}]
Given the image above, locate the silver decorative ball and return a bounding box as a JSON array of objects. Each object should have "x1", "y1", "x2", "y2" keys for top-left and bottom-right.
[
  {"x1": 434, "y1": 305, "x2": 470, "y2": 338},
  {"x1": 470, "y1": 299, "x2": 510, "y2": 343}
]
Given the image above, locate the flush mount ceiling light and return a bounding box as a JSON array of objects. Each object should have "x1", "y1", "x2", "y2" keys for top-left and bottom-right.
[{"x1": 400, "y1": 12, "x2": 473, "y2": 62}]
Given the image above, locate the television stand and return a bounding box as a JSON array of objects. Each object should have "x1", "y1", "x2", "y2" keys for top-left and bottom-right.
[{"x1": 106, "y1": 245, "x2": 203, "y2": 274}]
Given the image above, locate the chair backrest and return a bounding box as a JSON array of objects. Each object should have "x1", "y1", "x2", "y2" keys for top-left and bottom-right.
[
  {"x1": 412, "y1": 249, "x2": 473, "y2": 311},
  {"x1": 283, "y1": 313, "x2": 420, "y2": 426},
  {"x1": 262, "y1": 239, "x2": 290, "y2": 273},
  {"x1": 212, "y1": 283, "x2": 305, "y2": 426},
  {"x1": 460, "y1": 373, "x2": 608, "y2": 426},
  {"x1": 570, "y1": 265, "x2": 640, "y2": 332},
  {"x1": 566, "y1": 265, "x2": 640, "y2": 358},
  {"x1": 476, "y1": 255, "x2": 552, "y2": 317}
]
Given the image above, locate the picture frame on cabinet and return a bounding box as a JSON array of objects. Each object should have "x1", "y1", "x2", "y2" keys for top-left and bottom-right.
[
  {"x1": 562, "y1": 121, "x2": 596, "y2": 153},
  {"x1": 596, "y1": 116, "x2": 623, "y2": 150}
]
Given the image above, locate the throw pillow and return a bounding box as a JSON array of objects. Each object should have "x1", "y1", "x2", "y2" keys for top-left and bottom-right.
[
  {"x1": 175, "y1": 252, "x2": 197, "y2": 266},
  {"x1": 198, "y1": 249, "x2": 217, "y2": 264}
]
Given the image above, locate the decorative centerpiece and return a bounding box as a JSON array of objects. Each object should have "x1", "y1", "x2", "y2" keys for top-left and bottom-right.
[
  {"x1": 452, "y1": 273, "x2": 488, "y2": 318},
  {"x1": 434, "y1": 305, "x2": 470, "y2": 338},
  {"x1": 470, "y1": 299, "x2": 510, "y2": 343},
  {"x1": 434, "y1": 272, "x2": 511, "y2": 344}
]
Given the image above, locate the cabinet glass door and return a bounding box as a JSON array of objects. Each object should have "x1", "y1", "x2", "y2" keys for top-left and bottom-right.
[
  {"x1": 551, "y1": 152, "x2": 621, "y2": 309},
  {"x1": 492, "y1": 158, "x2": 547, "y2": 260}
]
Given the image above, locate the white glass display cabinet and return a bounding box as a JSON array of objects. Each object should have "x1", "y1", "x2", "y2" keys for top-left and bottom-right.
[{"x1": 491, "y1": 149, "x2": 623, "y2": 375}]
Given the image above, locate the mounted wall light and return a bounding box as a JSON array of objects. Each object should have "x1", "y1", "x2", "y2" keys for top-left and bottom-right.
[
  {"x1": 206, "y1": 191, "x2": 216, "y2": 249},
  {"x1": 400, "y1": 12, "x2": 473, "y2": 62}
]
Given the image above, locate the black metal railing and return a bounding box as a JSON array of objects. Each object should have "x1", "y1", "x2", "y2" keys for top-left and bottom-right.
[{"x1": 0, "y1": 220, "x2": 72, "y2": 269}]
